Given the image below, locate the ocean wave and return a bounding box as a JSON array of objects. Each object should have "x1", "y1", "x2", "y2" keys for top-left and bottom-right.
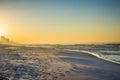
[
  {"x1": 63, "y1": 49, "x2": 120, "y2": 65},
  {"x1": 99, "y1": 51, "x2": 120, "y2": 63}
]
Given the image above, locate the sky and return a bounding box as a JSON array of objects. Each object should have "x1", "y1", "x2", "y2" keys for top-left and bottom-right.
[{"x1": 0, "y1": 0, "x2": 120, "y2": 44}]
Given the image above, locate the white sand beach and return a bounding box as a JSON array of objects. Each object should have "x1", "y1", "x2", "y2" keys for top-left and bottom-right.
[{"x1": 0, "y1": 44, "x2": 120, "y2": 80}]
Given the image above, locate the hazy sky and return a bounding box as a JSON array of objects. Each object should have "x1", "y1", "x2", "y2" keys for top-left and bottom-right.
[{"x1": 0, "y1": 0, "x2": 120, "y2": 44}]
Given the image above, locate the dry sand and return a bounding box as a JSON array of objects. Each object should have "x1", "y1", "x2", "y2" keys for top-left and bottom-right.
[{"x1": 0, "y1": 44, "x2": 120, "y2": 80}]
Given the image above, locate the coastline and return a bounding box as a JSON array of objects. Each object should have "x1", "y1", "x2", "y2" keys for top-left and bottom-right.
[
  {"x1": 0, "y1": 45, "x2": 120, "y2": 80},
  {"x1": 57, "y1": 49, "x2": 120, "y2": 80},
  {"x1": 62, "y1": 49, "x2": 120, "y2": 65}
]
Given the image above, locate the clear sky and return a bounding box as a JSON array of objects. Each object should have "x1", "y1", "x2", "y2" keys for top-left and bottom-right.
[{"x1": 0, "y1": 0, "x2": 120, "y2": 44}]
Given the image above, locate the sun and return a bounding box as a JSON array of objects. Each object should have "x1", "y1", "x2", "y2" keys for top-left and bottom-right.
[{"x1": 0, "y1": 25, "x2": 5, "y2": 36}]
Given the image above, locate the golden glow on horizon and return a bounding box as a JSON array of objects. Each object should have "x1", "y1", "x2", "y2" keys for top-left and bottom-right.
[
  {"x1": 0, "y1": 19, "x2": 120, "y2": 44},
  {"x1": 7, "y1": 30, "x2": 120, "y2": 44}
]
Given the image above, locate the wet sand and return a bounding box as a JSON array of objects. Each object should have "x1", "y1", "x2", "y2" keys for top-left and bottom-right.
[
  {"x1": 0, "y1": 44, "x2": 120, "y2": 80},
  {"x1": 57, "y1": 50, "x2": 120, "y2": 80}
]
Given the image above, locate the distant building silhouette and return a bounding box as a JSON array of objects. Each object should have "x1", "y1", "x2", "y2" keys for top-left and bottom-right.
[{"x1": 0, "y1": 36, "x2": 10, "y2": 44}]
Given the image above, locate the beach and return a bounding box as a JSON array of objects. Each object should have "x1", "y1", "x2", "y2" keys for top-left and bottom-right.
[
  {"x1": 0, "y1": 44, "x2": 120, "y2": 80},
  {"x1": 57, "y1": 49, "x2": 120, "y2": 80}
]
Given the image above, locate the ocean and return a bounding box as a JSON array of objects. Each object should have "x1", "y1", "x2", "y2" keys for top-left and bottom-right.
[{"x1": 33, "y1": 44, "x2": 120, "y2": 64}]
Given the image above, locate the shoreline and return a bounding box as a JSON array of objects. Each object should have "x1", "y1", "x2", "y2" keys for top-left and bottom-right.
[
  {"x1": 61, "y1": 49, "x2": 120, "y2": 65},
  {"x1": 0, "y1": 45, "x2": 120, "y2": 80}
]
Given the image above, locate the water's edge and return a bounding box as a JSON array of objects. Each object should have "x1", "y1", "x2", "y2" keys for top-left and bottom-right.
[{"x1": 62, "y1": 49, "x2": 120, "y2": 65}]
